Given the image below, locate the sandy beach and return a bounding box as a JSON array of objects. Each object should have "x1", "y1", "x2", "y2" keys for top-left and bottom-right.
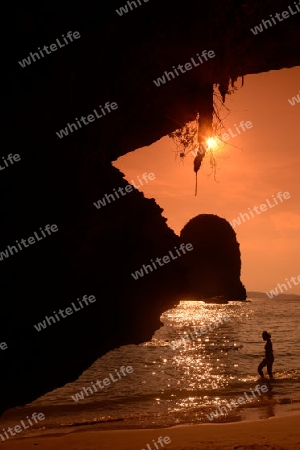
[{"x1": 1, "y1": 413, "x2": 299, "y2": 450}]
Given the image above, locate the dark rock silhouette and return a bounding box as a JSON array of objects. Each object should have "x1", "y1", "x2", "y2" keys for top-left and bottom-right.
[
  {"x1": 0, "y1": 0, "x2": 299, "y2": 414},
  {"x1": 180, "y1": 215, "x2": 246, "y2": 300}
]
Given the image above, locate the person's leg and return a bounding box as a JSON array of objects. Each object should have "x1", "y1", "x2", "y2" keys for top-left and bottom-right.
[
  {"x1": 258, "y1": 358, "x2": 266, "y2": 377},
  {"x1": 267, "y1": 359, "x2": 274, "y2": 378}
]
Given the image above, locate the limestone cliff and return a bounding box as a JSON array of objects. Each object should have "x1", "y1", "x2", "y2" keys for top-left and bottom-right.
[{"x1": 0, "y1": 0, "x2": 299, "y2": 414}]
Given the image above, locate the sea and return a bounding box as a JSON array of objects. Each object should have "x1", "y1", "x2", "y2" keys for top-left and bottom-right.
[{"x1": 1, "y1": 297, "x2": 300, "y2": 437}]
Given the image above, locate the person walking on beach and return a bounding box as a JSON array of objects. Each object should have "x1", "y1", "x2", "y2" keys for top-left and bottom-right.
[{"x1": 258, "y1": 331, "x2": 274, "y2": 379}]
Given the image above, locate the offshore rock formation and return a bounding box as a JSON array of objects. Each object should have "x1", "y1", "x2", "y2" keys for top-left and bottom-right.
[
  {"x1": 0, "y1": 0, "x2": 299, "y2": 414},
  {"x1": 180, "y1": 215, "x2": 246, "y2": 300}
]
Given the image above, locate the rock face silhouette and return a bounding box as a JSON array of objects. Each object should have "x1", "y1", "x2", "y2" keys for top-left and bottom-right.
[
  {"x1": 180, "y1": 215, "x2": 246, "y2": 300},
  {"x1": 1, "y1": 0, "x2": 299, "y2": 414}
]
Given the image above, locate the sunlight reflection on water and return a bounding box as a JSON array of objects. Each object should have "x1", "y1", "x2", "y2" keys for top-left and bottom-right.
[{"x1": 1, "y1": 299, "x2": 300, "y2": 430}]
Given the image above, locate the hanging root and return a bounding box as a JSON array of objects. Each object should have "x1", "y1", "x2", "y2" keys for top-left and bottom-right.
[{"x1": 194, "y1": 152, "x2": 204, "y2": 196}]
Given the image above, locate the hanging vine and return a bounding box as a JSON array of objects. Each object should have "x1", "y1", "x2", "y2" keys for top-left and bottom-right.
[
  {"x1": 168, "y1": 113, "x2": 217, "y2": 196},
  {"x1": 168, "y1": 78, "x2": 244, "y2": 195}
]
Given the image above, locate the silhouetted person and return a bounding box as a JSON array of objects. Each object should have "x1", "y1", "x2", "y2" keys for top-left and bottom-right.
[{"x1": 258, "y1": 331, "x2": 274, "y2": 379}]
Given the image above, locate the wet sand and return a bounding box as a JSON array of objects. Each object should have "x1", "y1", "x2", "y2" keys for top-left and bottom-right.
[{"x1": 1, "y1": 413, "x2": 299, "y2": 450}]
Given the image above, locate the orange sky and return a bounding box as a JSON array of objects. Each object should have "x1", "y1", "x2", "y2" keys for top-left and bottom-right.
[{"x1": 115, "y1": 67, "x2": 300, "y2": 295}]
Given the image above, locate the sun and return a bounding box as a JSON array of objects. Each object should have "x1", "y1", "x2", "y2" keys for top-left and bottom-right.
[{"x1": 206, "y1": 137, "x2": 218, "y2": 149}]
